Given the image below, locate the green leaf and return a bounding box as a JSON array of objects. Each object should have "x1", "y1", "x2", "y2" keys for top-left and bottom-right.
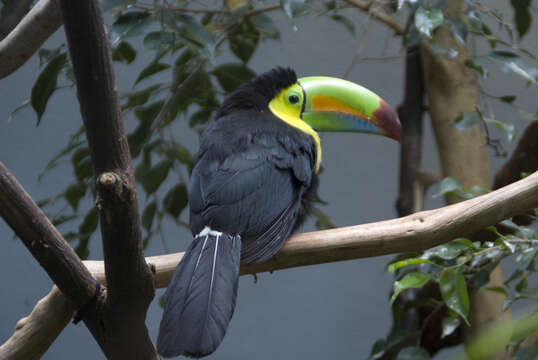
[
  {"x1": 144, "y1": 31, "x2": 177, "y2": 52},
  {"x1": 310, "y1": 208, "x2": 335, "y2": 230},
  {"x1": 135, "y1": 62, "x2": 170, "y2": 85},
  {"x1": 38, "y1": 46, "x2": 65, "y2": 67},
  {"x1": 396, "y1": 347, "x2": 430, "y2": 360},
  {"x1": 454, "y1": 112, "x2": 480, "y2": 130},
  {"x1": 175, "y1": 14, "x2": 215, "y2": 57},
  {"x1": 484, "y1": 118, "x2": 515, "y2": 142},
  {"x1": 228, "y1": 20, "x2": 260, "y2": 63},
  {"x1": 500, "y1": 95, "x2": 516, "y2": 103},
  {"x1": 31, "y1": 52, "x2": 68, "y2": 125},
  {"x1": 280, "y1": 0, "x2": 305, "y2": 19},
  {"x1": 251, "y1": 14, "x2": 280, "y2": 40},
  {"x1": 213, "y1": 63, "x2": 256, "y2": 93},
  {"x1": 439, "y1": 268, "x2": 470, "y2": 325},
  {"x1": 52, "y1": 214, "x2": 78, "y2": 227},
  {"x1": 112, "y1": 41, "x2": 137, "y2": 64},
  {"x1": 74, "y1": 158, "x2": 93, "y2": 182},
  {"x1": 516, "y1": 247, "x2": 537, "y2": 268},
  {"x1": 170, "y1": 142, "x2": 194, "y2": 167},
  {"x1": 122, "y1": 84, "x2": 163, "y2": 110},
  {"x1": 64, "y1": 183, "x2": 87, "y2": 211},
  {"x1": 441, "y1": 316, "x2": 460, "y2": 338},
  {"x1": 39, "y1": 127, "x2": 85, "y2": 181},
  {"x1": 388, "y1": 258, "x2": 433, "y2": 274},
  {"x1": 112, "y1": 12, "x2": 152, "y2": 39},
  {"x1": 464, "y1": 59, "x2": 488, "y2": 80},
  {"x1": 434, "y1": 177, "x2": 464, "y2": 198},
  {"x1": 414, "y1": 7, "x2": 443, "y2": 37},
  {"x1": 63, "y1": 231, "x2": 79, "y2": 242},
  {"x1": 510, "y1": 0, "x2": 532, "y2": 40},
  {"x1": 128, "y1": 100, "x2": 165, "y2": 157},
  {"x1": 71, "y1": 147, "x2": 90, "y2": 169},
  {"x1": 424, "y1": 239, "x2": 470, "y2": 261},
  {"x1": 189, "y1": 107, "x2": 214, "y2": 128},
  {"x1": 330, "y1": 14, "x2": 355, "y2": 35},
  {"x1": 142, "y1": 200, "x2": 157, "y2": 231},
  {"x1": 390, "y1": 272, "x2": 433, "y2": 305},
  {"x1": 489, "y1": 51, "x2": 537, "y2": 84},
  {"x1": 141, "y1": 160, "x2": 172, "y2": 195},
  {"x1": 163, "y1": 184, "x2": 189, "y2": 218}
]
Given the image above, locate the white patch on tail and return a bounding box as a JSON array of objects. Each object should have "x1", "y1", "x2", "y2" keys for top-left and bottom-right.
[{"x1": 196, "y1": 226, "x2": 223, "y2": 238}]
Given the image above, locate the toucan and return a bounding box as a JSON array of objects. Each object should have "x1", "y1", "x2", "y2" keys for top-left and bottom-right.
[{"x1": 157, "y1": 67, "x2": 401, "y2": 358}]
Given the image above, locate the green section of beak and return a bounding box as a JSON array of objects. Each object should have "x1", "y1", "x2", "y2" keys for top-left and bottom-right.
[{"x1": 298, "y1": 76, "x2": 401, "y2": 142}]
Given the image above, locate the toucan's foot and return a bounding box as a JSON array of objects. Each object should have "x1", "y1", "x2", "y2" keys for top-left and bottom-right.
[{"x1": 73, "y1": 280, "x2": 101, "y2": 324}]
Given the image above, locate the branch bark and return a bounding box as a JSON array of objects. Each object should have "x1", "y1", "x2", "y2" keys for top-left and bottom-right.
[
  {"x1": 0, "y1": 0, "x2": 62, "y2": 80},
  {"x1": 0, "y1": 162, "x2": 98, "y2": 307},
  {"x1": 3, "y1": 170, "x2": 538, "y2": 359},
  {"x1": 56, "y1": 0, "x2": 157, "y2": 358},
  {"x1": 0, "y1": 0, "x2": 33, "y2": 40}
]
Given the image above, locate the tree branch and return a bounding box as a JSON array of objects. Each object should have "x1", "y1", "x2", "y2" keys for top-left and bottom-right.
[
  {"x1": 3, "y1": 170, "x2": 538, "y2": 359},
  {"x1": 396, "y1": 48, "x2": 426, "y2": 216},
  {"x1": 0, "y1": 0, "x2": 62, "y2": 80},
  {"x1": 57, "y1": 0, "x2": 157, "y2": 358},
  {"x1": 0, "y1": 286, "x2": 75, "y2": 360},
  {"x1": 0, "y1": 161, "x2": 98, "y2": 309},
  {"x1": 343, "y1": 0, "x2": 404, "y2": 35},
  {"x1": 0, "y1": 0, "x2": 34, "y2": 40}
]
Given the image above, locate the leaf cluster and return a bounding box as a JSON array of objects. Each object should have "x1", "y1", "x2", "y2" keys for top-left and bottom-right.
[{"x1": 371, "y1": 214, "x2": 538, "y2": 358}]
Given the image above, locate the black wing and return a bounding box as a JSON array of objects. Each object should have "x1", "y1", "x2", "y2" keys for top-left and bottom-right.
[{"x1": 189, "y1": 112, "x2": 316, "y2": 264}]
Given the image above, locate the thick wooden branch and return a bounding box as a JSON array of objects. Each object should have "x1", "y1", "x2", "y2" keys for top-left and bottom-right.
[
  {"x1": 3, "y1": 170, "x2": 538, "y2": 360},
  {"x1": 57, "y1": 0, "x2": 156, "y2": 358},
  {"x1": 0, "y1": 0, "x2": 62, "y2": 80},
  {"x1": 0, "y1": 286, "x2": 74, "y2": 360},
  {"x1": 0, "y1": 161, "x2": 98, "y2": 307},
  {"x1": 0, "y1": 0, "x2": 33, "y2": 40}
]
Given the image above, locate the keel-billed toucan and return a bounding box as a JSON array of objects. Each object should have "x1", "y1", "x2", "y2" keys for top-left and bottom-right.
[{"x1": 157, "y1": 68, "x2": 401, "y2": 358}]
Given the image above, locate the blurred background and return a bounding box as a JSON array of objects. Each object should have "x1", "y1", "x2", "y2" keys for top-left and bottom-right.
[{"x1": 0, "y1": 1, "x2": 536, "y2": 359}]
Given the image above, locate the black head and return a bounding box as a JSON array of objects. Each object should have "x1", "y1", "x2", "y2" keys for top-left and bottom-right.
[{"x1": 216, "y1": 67, "x2": 297, "y2": 118}]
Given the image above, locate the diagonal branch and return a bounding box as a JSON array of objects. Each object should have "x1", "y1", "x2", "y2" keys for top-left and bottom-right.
[
  {"x1": 0, "y1": 0, "x2": 34, "y2": 40},
  {"x1": 0, "y1": 161, "x2": 98, "y2": 310},
  {"x1": 3, "y1": 170, "x2": 538, "y2": 359},
  {"x1": 0, "y1": 0, "x2": 62, "y2": 80}
]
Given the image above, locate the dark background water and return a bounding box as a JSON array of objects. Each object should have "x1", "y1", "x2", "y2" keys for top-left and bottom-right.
[{"x1": 1, "y1": 3, "x2": 536, "y2": 359}]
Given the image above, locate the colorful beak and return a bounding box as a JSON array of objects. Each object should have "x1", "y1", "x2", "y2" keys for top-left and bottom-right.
[{"x1": 298, "y1": 77, "x2": 402, "y2": 142}]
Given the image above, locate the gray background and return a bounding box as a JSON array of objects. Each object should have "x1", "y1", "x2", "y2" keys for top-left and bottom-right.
[{"x1": 1, "y1": 3, "x2": 536, "y2": 359}]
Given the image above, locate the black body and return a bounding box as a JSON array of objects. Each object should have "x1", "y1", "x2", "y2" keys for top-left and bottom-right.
[{"x1": 157, "y1": 68, "x2": 319, "y2": 358}]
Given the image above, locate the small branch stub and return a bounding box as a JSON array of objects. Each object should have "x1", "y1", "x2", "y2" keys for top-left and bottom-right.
[{"x1": 96, "y1": 172, "x2": 124, "y2": 201}]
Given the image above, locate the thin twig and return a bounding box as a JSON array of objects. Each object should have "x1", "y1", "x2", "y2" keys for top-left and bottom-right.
[{"x1": 344, "y1": 0, "x2": 405, "y2": 35}]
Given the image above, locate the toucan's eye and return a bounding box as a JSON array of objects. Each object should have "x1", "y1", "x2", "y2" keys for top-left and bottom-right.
[{"x1": 288, "y1": 95, "x2": 300, "y2": 104}]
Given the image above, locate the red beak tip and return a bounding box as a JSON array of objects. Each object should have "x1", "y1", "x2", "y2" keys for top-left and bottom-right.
[{"x1": 374, "y1": 100, "x2": 402, "y2": 144}]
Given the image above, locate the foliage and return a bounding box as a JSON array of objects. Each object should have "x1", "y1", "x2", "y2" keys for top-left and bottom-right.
[{"x1": 11, "y1": 0, "x2": 538, "y2": 358}]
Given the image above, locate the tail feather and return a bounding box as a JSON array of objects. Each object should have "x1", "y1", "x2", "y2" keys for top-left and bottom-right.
[{"x1": 157, "y1": 233, "x2": 242, "y2": 358}]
